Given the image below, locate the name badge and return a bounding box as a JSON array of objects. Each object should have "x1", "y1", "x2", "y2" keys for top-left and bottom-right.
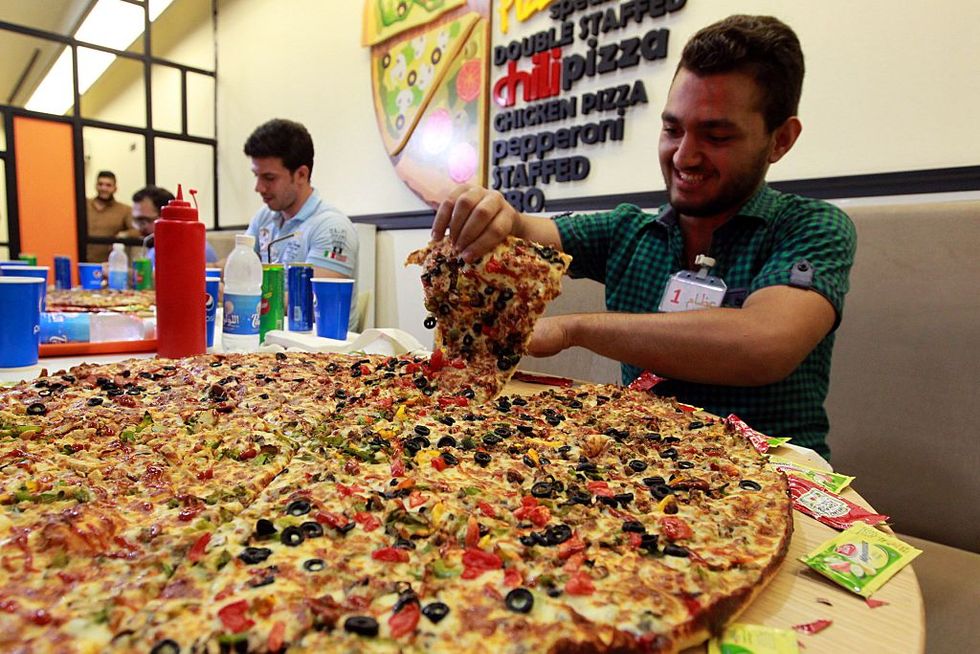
[{"x1": 658, "y1": 255, "x2": 727, "y2": 313}]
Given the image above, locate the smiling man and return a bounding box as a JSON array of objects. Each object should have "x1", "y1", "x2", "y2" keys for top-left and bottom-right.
[
  {"x1": 86, "y1": 170, "x2": 135, "y2": 262},
  {"x1": 242, "y1": 118, "x2": 359, "y2": 328},
  {"x1": 430, "y1": 15, "x2": 856, "y2": 459}
]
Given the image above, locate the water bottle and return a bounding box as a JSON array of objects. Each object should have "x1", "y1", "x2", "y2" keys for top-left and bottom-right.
[
  {"x1": 222, "y1": 234, "x2": 263, "y2": 352},
  {"x1": 107, "y1": 243, "x2": 129, "y2": 290}
]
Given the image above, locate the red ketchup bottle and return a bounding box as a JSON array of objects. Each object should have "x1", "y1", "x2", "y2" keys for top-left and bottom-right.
[{"x1": 155, "y1": 184, "x2": 206, "y2": 358}]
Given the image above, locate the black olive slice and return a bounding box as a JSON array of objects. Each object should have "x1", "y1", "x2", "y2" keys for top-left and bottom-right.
[
  {"x1": 664, "y1": 543, "x2": 689, "y2": 557},
  {"x1": 422, "y1": 601, "x2": 450, "y2": 624},
  {"x1": 254, "y1": 518, "x2": 277, "y2": 540},
  {"x1": 628, "y1": 459, "x2": 648, "y2": 472},
  {"x1": 437, "y1": 436, "x2": 456, "y2": 448},
  {"x1": 622, "y1": 520, "x2": 645, "y2": 533},
  {"x1": 300, "y1": 521, "x2": 324, "y2": 539},
  {"x1": 26, "y1": 402, "x2": 47, "y2": 416},
  {"x1": 303, "y1": 558, "x2": 325, "y2": 572},
  {"x1": 285, "y1": 500, "x2": 311, "y2": 516},
  {"x1": 739, "y1": 480, "x2": 762, "y2": 491},
  {"x1": 344, "y1": 615, "x2": 379, "y2": 637},
  {"x1": 238, "y1": 547, "x2": 273, "y2": 565},
  {"x1": 150, "y1": 639, "x2": 181, "y2": 654},
  {"x1": 280, "y1": 526, "x2": 305, "y2": 547},
  {"x1": 505, "y1": 588, "x2": 534, "y2": 613}
]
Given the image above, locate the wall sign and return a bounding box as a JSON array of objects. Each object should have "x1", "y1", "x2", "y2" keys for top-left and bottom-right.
[{"x1": 491, "y1": 0, "x2": 686, "y2": 211}]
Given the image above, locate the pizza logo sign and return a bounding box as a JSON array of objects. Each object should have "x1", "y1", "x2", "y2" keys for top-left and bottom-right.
[{"x1": 363, "y1": 0, "x2": 490, "y2": 206}]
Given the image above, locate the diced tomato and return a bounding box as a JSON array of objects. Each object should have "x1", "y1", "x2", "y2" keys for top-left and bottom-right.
[
  {"x1": 477, "y1": 501, "x2": 496, "y2": 518},
  {"x1": 371, "y1": 547, "x2": 410, "y2": 563},
  {"x1": 428, "y1": 349, "x2": 447, "y2": 373},
  {"x1": 239, "y1": 447, "x2": 257, "y2": 461},
  {"x1": 388, "y1": 600, "x2": 420, "y2": 638},
  {"x1": 188, "y1": 532, "x2": 211, "y2": 563},
  {"x1": 485, "y1": 257, "x2": 505, "y2": 274},
  {"x1": 346, "y1": 595, "x2": 371, "y2": 611},
  {"x1": 359, "y1": 364, "x2": 371, "y2": 376},
  {"x1": 0, "y1": 599, "x2": 18, "y2": 613},
  {"x1": 267, "y1": 621, "x2": 286, "y2": 652},
  {"x1": 177, "y1": 503, "x2": 204, "y2": 522},
  {"x1": 586, "y1": 481, "x2": 614, "y2": 497},
  {"x1": 218, "y1": 599, "x2": 255, "y2": 633},
  {"x1": 335, "y1": 483, "x2": 363, "y2": 498},
  {"x1": 514, "y1": 497, "x2": 550, "y2": 527},
  {"x1": 565, "y1": 571, "x2": 595, "y2": 596},
  {"x1": 557, "y1": 535, "x2": 586, "y2": 560},
  {"x1": 353, "y1": 512, "x2": 381, "y2": 532},
  {"x1": 464, "y1": 516, "x2": 480, "y2": 548},
  {"x1": 314, "y1": 511, "x2": 350, "y2": 530},
  {"x1": 450, "y1": 357, "x2": 467, "y2": 369},
  {"x1": 377, "y1": 396, "x2": 393, "y2": 409},
  {"x1": 197, "y1": 466, "x2": 214, "y2": 481},
  {"x1": 504, "y1": 567, "x2": 523, "y2": 588},
  {"x1": 29, "y1": 610, "x2": 52, "y2": 625},
  {"x1": 481, "y1": 325, "x2": 498, "y2": 339},
  {"x1": 408, "y1": 491, "x2": 427, "y2": 508},
  {"x1": 483, "y1": 583, "x2": 503, "y2": 600},
  {"x1": 682, "y1": 594, "x2": 701, "y2": 616},
  {"x1": 627, "y1": 532, "x2": 643, "y2": 549},
  {"x1": 437, "y1": 395, "x2": 469, "y2": 408},
  {"x1": 344, "y1": 459, "x2": 360, "y2": 475},
  {"x1": 431, "y1": 456, "x2": 448, "y2": 472},
  {"x1": 461, "y1": 548, "x2": 503, "y2": 579},
  {"x1": 659, "y1": 516, "x2": 693, "y2": 541},
  {"x1": 390, "y1": 459, "x2": 405, "y2": 478},
  {"x1": 405, "y1": 363, "x2": 421, "y2": 374}
]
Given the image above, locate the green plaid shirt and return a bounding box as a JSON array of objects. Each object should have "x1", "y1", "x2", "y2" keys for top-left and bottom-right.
[{"x1": 555, "y1": 185, "x2": 856, "y2": 459}]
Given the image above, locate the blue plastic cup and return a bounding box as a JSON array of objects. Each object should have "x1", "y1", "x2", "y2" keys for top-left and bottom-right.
[
  {"x1": 0, "y1": 278, "x2": 44, "y2": 368},
  {"x1": 312, "y1": 278, "x2": 354, "y2": 341},
  {"x1": 78, "y1": 263, "x2": 104, "y2": 289},
  {"x1": 2, "y1": 266, "x2": 49, "y2": 310},
  {"x1": 0, "y1": 261, "x2": 30, "y2": 276},
  {"x1": 205, "y1": 276, "x2": 220, "y2": 348}
]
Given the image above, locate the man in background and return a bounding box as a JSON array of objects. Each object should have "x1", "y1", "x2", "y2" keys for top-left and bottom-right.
[
  {"x1": 131, "y1": 185, "x2": 218, "y2": 265},
  {"x1": 242, "y1": 118, "x2": 359, "y2": 329},
  {"x1": 86, "y1": 170, "x2": 135, "y2": 262}
]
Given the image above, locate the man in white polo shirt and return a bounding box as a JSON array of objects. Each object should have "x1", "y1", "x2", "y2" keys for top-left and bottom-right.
[{"x1": 243, "y1": 118, "x2": 359, "y2": 329}]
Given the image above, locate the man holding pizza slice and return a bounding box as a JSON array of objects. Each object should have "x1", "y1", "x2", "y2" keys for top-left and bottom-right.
[{"x1": 432, "y1": 15, "x2": 856, "y2": 460}]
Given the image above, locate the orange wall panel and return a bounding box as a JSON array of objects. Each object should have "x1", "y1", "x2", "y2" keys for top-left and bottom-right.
[{"x1": 13, "y1": 116, "x2": 78, "y2": 285}]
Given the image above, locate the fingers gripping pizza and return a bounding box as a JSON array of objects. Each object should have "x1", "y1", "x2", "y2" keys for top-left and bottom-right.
[{"x1": 406, "y1": 236, "x2": 572, "y2": 402}]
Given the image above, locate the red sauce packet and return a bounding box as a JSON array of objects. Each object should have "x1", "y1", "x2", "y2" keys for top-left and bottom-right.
[
  {"x1": 511, "y1": 372, "x2": 574, "y2": 387},
  {"x1": 792, "y1": 619, "x2": 833, "y2": 635},
  {"x1": 787, "y1": 475, "x2": 889, "y2": 530},
  {"x1": 725, "y1": 414, "x2": 770, "y2": 454},
  {"x1": 628, "y1": 371, "x2": 666, "y2": 392}
]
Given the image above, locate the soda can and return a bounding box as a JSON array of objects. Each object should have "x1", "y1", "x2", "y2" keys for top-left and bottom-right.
[
  {"x1": 18, "y1": 253, "x2": 37, "y2": 265},
  {"x1": 54, "y1": 256, "x2": 73, "y2": 290},
  {"x1": 133, "y1": 258, "x2": 153, "y2": 290},
  {"x1": 260, "y1": 263, "x2": 285, "y2": 342},
  {"x1": 287, "y1": 264, "x2": 314, "y2": 332}
]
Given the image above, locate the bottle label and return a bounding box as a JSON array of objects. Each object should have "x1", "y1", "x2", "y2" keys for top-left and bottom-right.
[
  {"x1": 108, "y1": 270, "x2": 128, "y2": 290},
  {"x1": 223, "y1": 293, "x2": 261, "y2": 335}
]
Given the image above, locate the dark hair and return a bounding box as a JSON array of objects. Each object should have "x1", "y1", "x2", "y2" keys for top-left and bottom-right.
[
  {"x1": 243, "y1": 118, "x2": 315, "y2": 177},
  {"x1": 679, "y1": 15, "x2": 804, "y2": 131},
  {"x1": 132, "y1": 185, "x2": 175, "y2": 212},
  {"x1": 96, "y1": 170, "x2": 117, "y2": 181}
]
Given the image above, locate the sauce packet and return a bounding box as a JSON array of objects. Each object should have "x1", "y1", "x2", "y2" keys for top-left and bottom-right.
[
  {"x1": 800, "y1": 523, "x2": 921, "y2": 597},
  {"x1": 725, "y1": 414, "x2": 769, "y2": 454},
  {"x1": 787, "y1": 475, "x2": 888, "y2": 530},
  {"x1": 707, "y1": 623, "x2": 799, "y2": 654},
  {"x1": 769, "y1": 456, "x2": 854, "y2": 493}
]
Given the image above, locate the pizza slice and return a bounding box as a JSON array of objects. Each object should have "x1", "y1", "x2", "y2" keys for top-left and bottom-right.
[{"x1": 406, "y1": 236, "x2": 571, "y2": 402}]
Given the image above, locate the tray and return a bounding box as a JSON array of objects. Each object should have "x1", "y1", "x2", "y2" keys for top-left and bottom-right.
[{"x1": 39, "y1": 339, "x2": 158, "y2": 358}]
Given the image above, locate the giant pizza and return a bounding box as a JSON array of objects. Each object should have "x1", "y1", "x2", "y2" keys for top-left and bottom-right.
[{"x1": 0, "y1": 238, "x2": 792, "y2": 653}]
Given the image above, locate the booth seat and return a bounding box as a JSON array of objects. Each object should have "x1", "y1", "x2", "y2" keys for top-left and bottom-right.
[{"x1": 531, "y1": 199, "x2": 980, "y2": 654}]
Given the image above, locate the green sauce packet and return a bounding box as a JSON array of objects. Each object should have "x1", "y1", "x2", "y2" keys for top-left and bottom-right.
[
  {"x1": 800, "y1": 523, "x2": 921, "y2": 597},
  {"x1": 768, "y1": 455, "x2": 854, "y2": 494},
  {"x1": 707, "y1": 623, "x2": 799, "y2": 654}
]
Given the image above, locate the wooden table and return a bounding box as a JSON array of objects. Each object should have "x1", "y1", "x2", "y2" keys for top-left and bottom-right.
[{"x1": 507, "y1": 379, "x2": 926, "y2": 654}]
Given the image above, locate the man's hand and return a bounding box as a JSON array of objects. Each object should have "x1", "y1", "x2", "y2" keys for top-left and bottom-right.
[
  {"x1": 431, "y1": 185, "x2": 521, "y2": 262},
  {"x1": 527, "y1": 316, "x2": 572, "y2": 358},
  {"x1": 431, "y1": 185, "x2": 563, "y2": 263}
]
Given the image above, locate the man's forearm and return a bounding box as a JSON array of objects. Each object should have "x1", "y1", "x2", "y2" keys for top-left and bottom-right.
[{"x1": 513, "y1": 214, "x2": 562, "y2": 249}]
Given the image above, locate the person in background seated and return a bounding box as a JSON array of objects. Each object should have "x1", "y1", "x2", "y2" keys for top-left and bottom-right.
[
  {"x1": 132, "y1": 185, "x2": 218, "y2": 265},
  {"x1": 242, "y1": 118, "x2": 359, "y2": 330},
  {"x1": 430, "y1": 15, "x2": 856, "y2": 460},
  {"x1": 86, "y1": 170, "x2": 135, "y2": 262}
]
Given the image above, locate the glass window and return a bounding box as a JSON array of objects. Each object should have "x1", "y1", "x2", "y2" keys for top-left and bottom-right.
[
  {"x1": 83, "y1": 127, "x2": 147, "y2": 207},
  {"x1": 0, "y1": 30, "x2": 75, "y2": 115},
  {"x1": 151, "y1": 0, "x2": 215, "y2": 72},
  {"x1": 79, "y1": 50, "x2": 146, "y2": 129},
  {"x1": 155, "y1": 138, "x2": 215, "y2": 229},
  {"x1": 186, "y1": 72, "x2": 214, "y2": 139},
  {"x1": 75, "y1": 0, "x2": 145, "y2": 55},
  {"x1": 151, "y1": 64, "x2": 182, "y2": 133}
]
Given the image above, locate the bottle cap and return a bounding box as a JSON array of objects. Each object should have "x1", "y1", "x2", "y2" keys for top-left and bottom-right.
[
  {"x1": 112, "y1": 243, "x2": 124, "y2": 251},
  {"x1": 160, "y1": 184, "x2": 199, "y2": 222},
  {"x1": 236, "y1": 234, "x2": 255, "y2": 248}
]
